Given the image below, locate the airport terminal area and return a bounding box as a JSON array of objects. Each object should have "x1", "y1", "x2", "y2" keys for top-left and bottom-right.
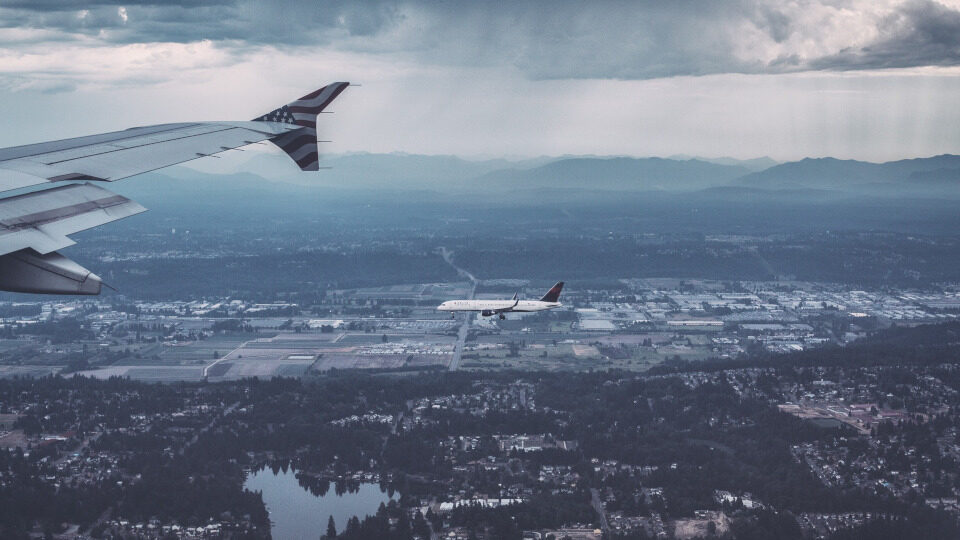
[{"x1": 0, "y1": 279, "x2": 956, "y2": 381}]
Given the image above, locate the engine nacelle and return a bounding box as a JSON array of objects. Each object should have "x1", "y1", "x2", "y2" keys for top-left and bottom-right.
[
  {"x1": 481, "y1": 310, "x2": 495, "y2": 317},
  {"x1": 0, "y1": 249, "x2": 102, "y2": 295}
]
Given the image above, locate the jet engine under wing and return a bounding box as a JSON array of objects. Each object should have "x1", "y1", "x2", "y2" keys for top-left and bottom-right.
[
  {"x1": 0, "y1": 249, "x2": 104, "y2": 295},
  {"x1": 0, "y1": 182, "x2": 146, "y2": 295}
]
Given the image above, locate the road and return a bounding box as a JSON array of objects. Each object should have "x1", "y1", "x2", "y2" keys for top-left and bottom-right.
[
  {"x1": 86, "y1": 402, "x2": 241, "y2": 532},
  {"x1": 591, "y1": 488, "x2": 610, "y2": 533},
  {"x1": 179, "y1": 400, "x2": 241, "y2": 455},
  {"x1": 202, "y1": 339, "x2": 250, "y2": 378},
  {"x1": 438, "y1": 247, "x2": 477, "y2": 372}
]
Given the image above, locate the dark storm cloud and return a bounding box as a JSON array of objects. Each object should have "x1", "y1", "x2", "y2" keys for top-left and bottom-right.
[
  {"x1": 810, "y1": 0, "x2": 960, "y2": 70},
  {"x1": 3, "y1": 0, "x2": 960, "y2": 78},
  {"x1": 0, "y1": 1, "x2": 226, "y2": 5},
  {"x1": 0, "y1": 1, "x2": 403, "y2": 45}
]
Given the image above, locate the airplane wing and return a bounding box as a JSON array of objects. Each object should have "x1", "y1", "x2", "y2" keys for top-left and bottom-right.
[
  {"x1": 0, "y1": 82, "x2": 349, "y2": 295},
  {"x1": 494, "y1": 296, "x2": 520, "y2": 313}
]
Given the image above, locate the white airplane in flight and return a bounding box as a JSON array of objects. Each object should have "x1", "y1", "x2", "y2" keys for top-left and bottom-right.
[
  {"x1": 438, "y1": 282, "x2": 564, "y2": 320},
  {"x1": 0, "y1": 82, "x2": 350, "y2": 295}
]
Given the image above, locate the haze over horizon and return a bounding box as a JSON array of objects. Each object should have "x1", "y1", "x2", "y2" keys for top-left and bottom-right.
[{"x1": 1, "y1": 0, "x2": 960, "y2": 162}]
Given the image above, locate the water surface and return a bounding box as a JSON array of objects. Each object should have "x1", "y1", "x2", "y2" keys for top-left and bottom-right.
[{"x1": 245, "y1": 468, "x2": 395, "y2": 540}]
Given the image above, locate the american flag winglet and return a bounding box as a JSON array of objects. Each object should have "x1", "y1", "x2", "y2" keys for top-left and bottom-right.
[{"x1": 253, "y1": 82, "x2": 349, "y2": 171}]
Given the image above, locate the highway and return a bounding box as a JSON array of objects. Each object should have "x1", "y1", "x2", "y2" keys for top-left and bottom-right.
[{"x1": 439, "y1": 247, "x2": 477, "y2": 371}]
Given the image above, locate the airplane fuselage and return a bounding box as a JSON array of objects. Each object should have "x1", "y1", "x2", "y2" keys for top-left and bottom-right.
[
  {"x1": 438, "y1": 281, "x2": 564, "y2": 318},
  {"x1": 437, "y1": 299, "x2": 561, "y2": 314}
]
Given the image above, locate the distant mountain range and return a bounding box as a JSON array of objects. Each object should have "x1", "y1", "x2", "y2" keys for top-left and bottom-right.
[
  {"x1": 736, "y1": 154, "x2": 960, "y2": 191},
  {"x1": 667, "y1": 154, "x2": 778, "y2": 171},
  {"x1": 472, "y1": 157, "x2": 752, "y2": 191},
  {"x1": 185, "y1": 150, "x2": 553, "y2": 189},
  {"x1": 167, "y1": 150, "x2": 960, "y2": 199}
]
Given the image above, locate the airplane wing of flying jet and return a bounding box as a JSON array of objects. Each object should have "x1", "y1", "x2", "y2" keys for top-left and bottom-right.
[
  {"x1": 0, "y1": 82, "x2": 349, "y2": 295},
  {"x1": 492, "y1": 293, "x2": 520, "y2": 315}
]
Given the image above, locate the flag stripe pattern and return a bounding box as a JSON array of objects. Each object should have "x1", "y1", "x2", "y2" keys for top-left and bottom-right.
[{"x1": 253, "y1": 82, "x2": 349, "y2": 171}]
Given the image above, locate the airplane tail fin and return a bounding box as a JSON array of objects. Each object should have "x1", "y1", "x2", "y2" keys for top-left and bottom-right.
[
  {"x1": 540, "y1": 281, "x2": 564, "y2": 302},
  {"x1": 253, "y1": 82, "x2": 350, "y2": 171}
]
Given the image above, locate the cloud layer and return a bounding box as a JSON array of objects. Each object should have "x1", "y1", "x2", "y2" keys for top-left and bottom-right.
[
  {"x1": 1, "y1": 1, "x2": 959, "y2": 162},
  {"x1": 2, "y1": 0, "x2": 960, "y2": 85}
]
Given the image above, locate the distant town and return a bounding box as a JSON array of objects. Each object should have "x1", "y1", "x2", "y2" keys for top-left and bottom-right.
[
  {"x1": 1, "y1": 329, "x2": 959, "y2": 538},
  {"x1": 0, "y1": 278, "x2": 956, "y2": 382},
  {"x1": 1, "y1": 276, "x2": 960, "y2": 538},
  {"x1": 0, "y1": 150, "x2": 958, "y2": 540}
]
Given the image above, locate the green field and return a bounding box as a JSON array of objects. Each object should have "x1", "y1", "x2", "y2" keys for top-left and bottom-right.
[{"x1": 112, "y1": 336, "x2": 248, "y2": 366}]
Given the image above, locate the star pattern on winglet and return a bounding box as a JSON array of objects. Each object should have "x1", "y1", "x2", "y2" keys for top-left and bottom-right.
[{"x1": 255, "y1": 105, "x2": 295, "y2": 124}]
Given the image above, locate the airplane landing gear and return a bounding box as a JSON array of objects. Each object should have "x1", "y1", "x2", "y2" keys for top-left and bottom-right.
[{"x1": 499, "y1": 314, "x2": 506, "y2": 320}]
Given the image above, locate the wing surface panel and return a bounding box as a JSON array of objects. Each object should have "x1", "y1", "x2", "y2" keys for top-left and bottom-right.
[
  {"x1": 0, "y1": 182, "x2": 145, "y2": 256},
  {"x1": 0, "y1": 121, "x2": 299, "y2": 186},
  {"x1": 0, "y1": 123, "x2": 197, "y2": 162}
]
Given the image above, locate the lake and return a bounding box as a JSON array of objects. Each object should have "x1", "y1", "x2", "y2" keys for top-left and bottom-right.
[{"x1": 244, "y1": 468, "x2": 396, "y2": 540}]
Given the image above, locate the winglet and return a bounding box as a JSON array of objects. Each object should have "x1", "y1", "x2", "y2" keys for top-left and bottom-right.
[
  {"x1": 253, "y1": 82, "x2": 349, "y2": 171},
  {"x1": 539, "y1": 281, "x2": 564, "y2": 302}
]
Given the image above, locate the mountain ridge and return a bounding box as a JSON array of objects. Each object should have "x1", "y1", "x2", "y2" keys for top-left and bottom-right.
[{"x1": 172, "y1": 151, "x2": 960, "y2": 197}]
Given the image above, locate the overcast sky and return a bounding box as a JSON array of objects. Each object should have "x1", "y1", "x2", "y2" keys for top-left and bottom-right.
[{"x1": 1, "y1": 0, "x2": 959, "y2": 162}]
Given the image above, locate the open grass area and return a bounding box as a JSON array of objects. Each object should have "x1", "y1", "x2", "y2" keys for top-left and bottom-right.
[{"x1": 108, "y1": 336, "x2": 250, "y2": 366}]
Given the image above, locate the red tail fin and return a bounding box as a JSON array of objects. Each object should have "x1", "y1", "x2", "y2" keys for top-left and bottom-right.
[{"x1": 540, "y1": 281, "x2": 564, "y2": 302}]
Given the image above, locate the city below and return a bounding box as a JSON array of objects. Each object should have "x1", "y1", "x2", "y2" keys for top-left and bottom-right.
[
  {"x1": 0, "y1": 279, "x2": 957, "y2": 381},
  {"x1": 1, "y1": 276, "x2": 959, "y2": 539}
]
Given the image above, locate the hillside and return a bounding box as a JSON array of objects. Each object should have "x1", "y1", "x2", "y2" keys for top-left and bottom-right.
[
  {"x1": 736, "y1": 154, "x2": 960, "y2": 192},
  {"x1": 473, "y1": 156, "x2": 751, "y2": 191}
]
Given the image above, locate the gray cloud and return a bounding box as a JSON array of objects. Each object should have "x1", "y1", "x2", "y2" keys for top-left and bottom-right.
[
  {"x1": 811, "y1": 0, "x2": 960, "y2": 70},
  {"x1": 0, "y1": 1, "x2": 401, "y2": 45},
  {"x1": 751, "y1": 3, "x2": 794, "y2": 43},
  {"x1": 3, "y1": 0, "x2": 960, "y2": 79},
  {"x1": 398, "y1": 1, "x2": 756, "y2": 79}
]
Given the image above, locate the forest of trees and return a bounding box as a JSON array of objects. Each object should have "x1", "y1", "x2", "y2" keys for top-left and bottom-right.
[{"x1": 1, "y1": 324, "x2": 960, "y2": 538}]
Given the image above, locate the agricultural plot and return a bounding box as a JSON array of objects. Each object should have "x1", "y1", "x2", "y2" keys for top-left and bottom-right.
[
  {"x1": 111, "y1": 336, "x2": 249, "y2": 366},
  {"x1": 0, "y1": 339, "x2": 30, "y2": 352},
  {"x1": 314, "y1": 353, "x2": 410, "y2": 371},
  {"x1": 334, "y1": 334, "x2": 391, "y2": 345},
  {"x1": 158, "y1": 335, "x2": 250, "y2": 365},
  {"x1": 206, "y1": 356, "x2": 315, "y2": 380},
  {"x1": 0, "y1": 365, "x2": 57, "y2": 379},
  {"x1": 76, "y1": 365, "x2": 205, "y2": 382}
]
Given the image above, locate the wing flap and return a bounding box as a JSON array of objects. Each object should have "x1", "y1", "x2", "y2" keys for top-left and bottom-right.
[
  {"x1": 0, "y1": 182, "x2": 145, "y2": 256},
  {"x1": 0, "y1": 169, "x2": 50, "y2": 193}
]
